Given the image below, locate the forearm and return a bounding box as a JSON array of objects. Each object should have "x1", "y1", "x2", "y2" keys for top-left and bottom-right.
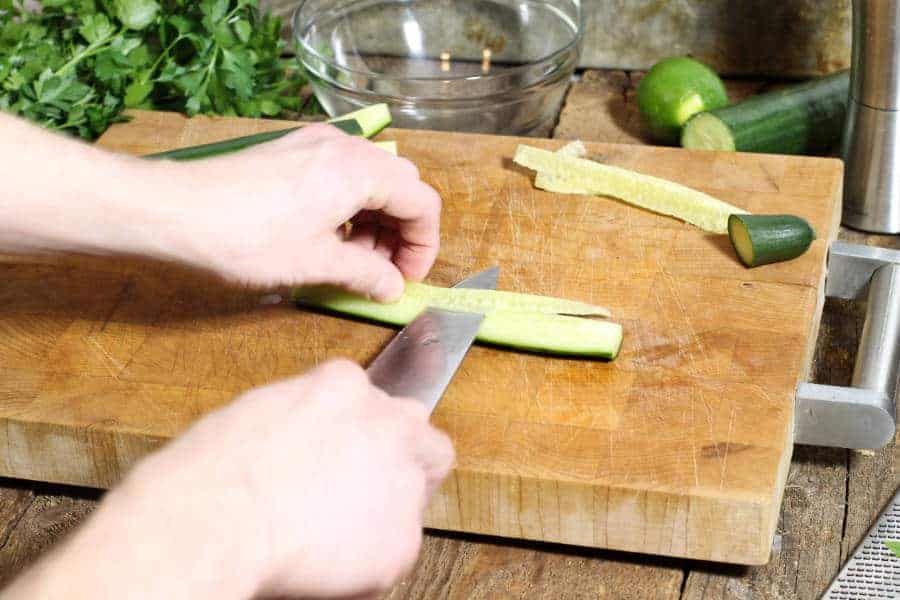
[
  {"x1": 0, "y1": 112, "x2": 191, "y2": 260},
  {"x1": 2, "y1": 464, "x2": 262, "y2": 600}
]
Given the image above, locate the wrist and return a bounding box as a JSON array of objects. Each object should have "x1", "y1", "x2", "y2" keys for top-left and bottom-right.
[{"x1": 5, "y1": 458, "x2": 265, "y2": 600}]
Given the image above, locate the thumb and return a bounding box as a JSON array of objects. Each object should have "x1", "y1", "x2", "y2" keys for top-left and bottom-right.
[{"x1": 326, "y1": 240, "x2": 406, "y2": 301}]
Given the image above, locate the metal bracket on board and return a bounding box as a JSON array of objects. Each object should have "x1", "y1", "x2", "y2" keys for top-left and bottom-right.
[{"x1": 795, "y1": 242, "x2": 900, "y2": 449}]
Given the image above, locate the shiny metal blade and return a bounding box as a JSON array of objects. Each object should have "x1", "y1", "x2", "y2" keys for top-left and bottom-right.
[
  {"x1": 366, "y1": 266, "x2": 499, "y2": 413},
  {"x1": 367, "y1": 308, "x2": 484, "y2": 413},
  {"x1": 453, "y1": 265, "x2": 499, "y2": 290}
]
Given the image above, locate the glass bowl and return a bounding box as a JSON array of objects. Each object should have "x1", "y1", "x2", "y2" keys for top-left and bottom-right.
[{"x1": 292, "y1": 0, "x2": 582, "y2": 135}]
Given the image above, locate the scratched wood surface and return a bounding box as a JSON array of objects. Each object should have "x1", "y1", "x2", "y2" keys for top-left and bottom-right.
[{"x1": 0, "y1": 109, "x2": 841, "y2": 565}]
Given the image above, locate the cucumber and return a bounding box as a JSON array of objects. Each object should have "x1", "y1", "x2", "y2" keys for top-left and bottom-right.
[
  {"x1": 681, "y1": 71, "x2": 849, "y2": 155},
  {"x1": 727, "y1": 214, "x2": 816, "y2": 268},
  {"x1": 146, "y1": 103, "x2": 391, "y2": 161},
  {"x1": 329, "y1": 103, "x2": 392, "y2": 138},
  {"x1": 514, "y1": 144, "x2": 748, "y2": 234},
  {"x1": 373, "y1": 140, "x2": 397, "y2": 155},
  {"x1": 292, "y1": 284, "x2": 622, "y2": 359},
  {"x1": 293, "y1": 282, "x2": 611, "y2": 320},
  {"x1": 636, "y1": 56, "x2": 729, "y2": 145}
]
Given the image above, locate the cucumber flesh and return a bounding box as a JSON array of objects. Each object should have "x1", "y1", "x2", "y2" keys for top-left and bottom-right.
[
  {"x1": 329, "y1": 103, "x2": 392, "y2": 138},
  {"x1": 373, "y1": 140, "x2": 397, "y2": 155},
  {"x1": 293, "y1": 284, "x2": 622, "y2": 359},
  {"x1": 515, "y1": 144, "x2": 748, "y2": 234},
  {"x1": 680, "y1": 112, "x2": 736, "y2": 152},
  {"x1": 728, "y1": 214, "x2": 816, "y2": 268},
  {"x1": 293, "y1": 282, "x2": 611, "y2": 320},
  {"x1": 681, "y1": 71, "x2": 849, "y2": 155}
]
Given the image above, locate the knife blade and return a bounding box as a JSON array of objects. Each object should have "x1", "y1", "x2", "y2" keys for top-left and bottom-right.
[{"x1": 366, "y1": 266, "x2": 499, "y2": 414}]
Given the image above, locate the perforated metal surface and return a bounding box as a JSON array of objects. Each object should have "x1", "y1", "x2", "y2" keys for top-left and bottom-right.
[{"x1": 822, "y1": 488, "x2": 900, "y2": 599}]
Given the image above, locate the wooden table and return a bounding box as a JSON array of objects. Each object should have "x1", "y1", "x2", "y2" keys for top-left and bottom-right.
[{"x1": 0, "y1": 70, "x2": 897, "y2": 599}]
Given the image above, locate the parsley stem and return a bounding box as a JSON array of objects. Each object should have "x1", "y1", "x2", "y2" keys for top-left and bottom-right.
[
  {"x1": 144, "y1": 35, "x2": 186, "y2": 82},
  {"x1": 57, "y1": 31, "x2": 118, "y2": 77}
]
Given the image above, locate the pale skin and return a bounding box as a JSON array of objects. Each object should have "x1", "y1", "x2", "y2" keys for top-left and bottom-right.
[{"x1": 0, "y1": 112, "x2": 455, "y2": 599}]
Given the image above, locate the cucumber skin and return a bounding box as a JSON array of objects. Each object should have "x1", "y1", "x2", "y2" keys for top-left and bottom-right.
[
  {"x1": 683, "y1": 70, "x2": 849, "y2": 155},
  {"x1": 145, "y1": 119, "x2": 363, "y2": 161},
  {"x1": 728, "y1": 214, "x2": 816, "y2": 268}
]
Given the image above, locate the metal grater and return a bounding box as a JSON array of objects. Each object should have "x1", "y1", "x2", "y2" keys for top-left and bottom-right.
[{"x1": 821, "y1": 487, "x2": 900, "y2": 599}]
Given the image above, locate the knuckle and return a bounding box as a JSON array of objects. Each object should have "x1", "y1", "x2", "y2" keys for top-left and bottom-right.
[
  {"x1": 316, "y1": 358, "x2": 366, "y2": 385},
  {"x1": 300, "y1": 122, "x2": 344, "y2": 138},
  {"x1": 395, "y1": 157, "x2": 420, "y2": 179},
  {"x1": 395, "y1": 398, "x2": 428, "y2": 422}
]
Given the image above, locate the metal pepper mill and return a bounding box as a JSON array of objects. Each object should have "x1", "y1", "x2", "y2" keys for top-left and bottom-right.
[{"x1": 842, "y1": 0, "x2": 900, "y2": 232}]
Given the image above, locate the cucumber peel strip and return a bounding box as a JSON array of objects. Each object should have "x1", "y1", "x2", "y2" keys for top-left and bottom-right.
[
  {"x1": 292, "y1": 283, "x2": 622, "y2": 359},
  {"x1": 515, "y1": 144, "x2": 748, "y2": 234},
  {"x1": 145, "y1": 103, "x2": 392, "y2": 161}
]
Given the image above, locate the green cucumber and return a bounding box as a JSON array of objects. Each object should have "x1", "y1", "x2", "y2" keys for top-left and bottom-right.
[
  {"x1": 146, "y1": 103, "x2": 390, "y2": 161},
  {"x1": 329, "y1": 103, "x2": 392, "y2": 138},
  {"x1": 727, "y1": 214, "x2": 816, "y2": 268},
  {"x1": 293, "y1": 282, "x2": 611, "y2": 320},
  {"x1": 636, "y1": 56, "x2": 729, "y2": 145},
  {"x1": 292, "y1": 284, "x2": 622, "y2": 359},
  {"x1": 681, "y1": 71, "x2": 849, "y2": 155}
]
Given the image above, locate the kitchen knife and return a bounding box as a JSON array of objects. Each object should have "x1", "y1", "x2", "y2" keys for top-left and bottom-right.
[{"x1": 366, "y1": 267, "x2": 499, "y2": 414}]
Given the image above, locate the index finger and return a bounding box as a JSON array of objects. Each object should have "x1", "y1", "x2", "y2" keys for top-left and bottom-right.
[{"x1": 340, "y1": 140, "x2": 442, "y2": 281}]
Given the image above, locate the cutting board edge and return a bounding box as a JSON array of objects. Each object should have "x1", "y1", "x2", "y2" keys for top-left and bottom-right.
[{"x1": 425, "y1": 468, "x2": 779, "y2": 565}]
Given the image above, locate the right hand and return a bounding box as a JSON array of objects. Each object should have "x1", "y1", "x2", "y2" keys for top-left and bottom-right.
[{"x1": 95, "y1": 359, "x2": 455, "y2": 599}]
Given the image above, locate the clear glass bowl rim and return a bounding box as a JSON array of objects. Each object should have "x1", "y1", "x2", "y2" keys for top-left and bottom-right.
[{"x1": 291, "y1": 0, "x2": 584, "y2": 84}]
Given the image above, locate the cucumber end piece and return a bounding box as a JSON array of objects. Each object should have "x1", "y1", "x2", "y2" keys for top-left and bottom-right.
[
  {"x1": 728, "y1": 214, "x2": 816, "y2": 268},
  {"x1": 682, "y1": 112, "x2": 736, "y2": 151},
  {"x1": 727, "y1": 214, "x2": 756, "y2": 267}
]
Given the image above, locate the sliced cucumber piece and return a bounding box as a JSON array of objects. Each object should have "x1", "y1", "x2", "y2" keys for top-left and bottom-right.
[
  {"x1": 727, "y1": 214, "x2": 816, "y2": 268},
  {"x1": 293, "y1": 284, "x2": 622, "y2": 359},
  {"x1": 515, "y1": 144, "x2": 748, "y2": 233},
  {"x1": 329, "y1": 103, "x2": 392, "y2": 138}
]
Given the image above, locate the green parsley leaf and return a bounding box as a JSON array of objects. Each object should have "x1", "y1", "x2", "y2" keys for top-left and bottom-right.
[
  {"x1": 1, "y1": 0, "x2": 313, "y2": 140},
  {"x1": 115, "y1": 0, "x2": 159, "y2": 31}
]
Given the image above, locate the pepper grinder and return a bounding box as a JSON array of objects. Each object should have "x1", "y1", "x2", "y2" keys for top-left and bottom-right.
[{"x1": 842, "y1": 0, "x2": 900, "y2": 233}]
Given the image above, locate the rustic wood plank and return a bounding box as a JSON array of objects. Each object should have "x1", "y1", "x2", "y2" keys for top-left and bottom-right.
[
  {"x1": 388, "y1": 533, "x2": 684, "y2": 600},
  {"x1": 0, "y1": 480, "x2": 98, "y2": 589}
]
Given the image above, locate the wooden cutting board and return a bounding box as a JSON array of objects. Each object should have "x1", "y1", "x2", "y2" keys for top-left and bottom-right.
[{"x1": 0, "y1": 110, "x2": 842, "y2": 565}]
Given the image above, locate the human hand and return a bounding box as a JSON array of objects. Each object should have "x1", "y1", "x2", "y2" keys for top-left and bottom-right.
[
  {"x1": 5, "y1": 360, "x2": 454, "y2": 600},
  {"x1": 160, "y1": 124, "x2": 442, "y2": 301}
]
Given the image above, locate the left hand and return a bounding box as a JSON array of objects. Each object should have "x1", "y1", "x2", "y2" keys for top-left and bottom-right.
[{"x1": 153, "y1": 123, "x2": 442, "y2": 301}]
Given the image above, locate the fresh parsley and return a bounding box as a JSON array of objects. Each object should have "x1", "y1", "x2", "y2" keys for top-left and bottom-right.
[
  {"x1": 887, "y1": 540, "x2": 900, "y2": 559},
  {"x1": 0, "y1": 0, "x2": 314, "y2": 140}
]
